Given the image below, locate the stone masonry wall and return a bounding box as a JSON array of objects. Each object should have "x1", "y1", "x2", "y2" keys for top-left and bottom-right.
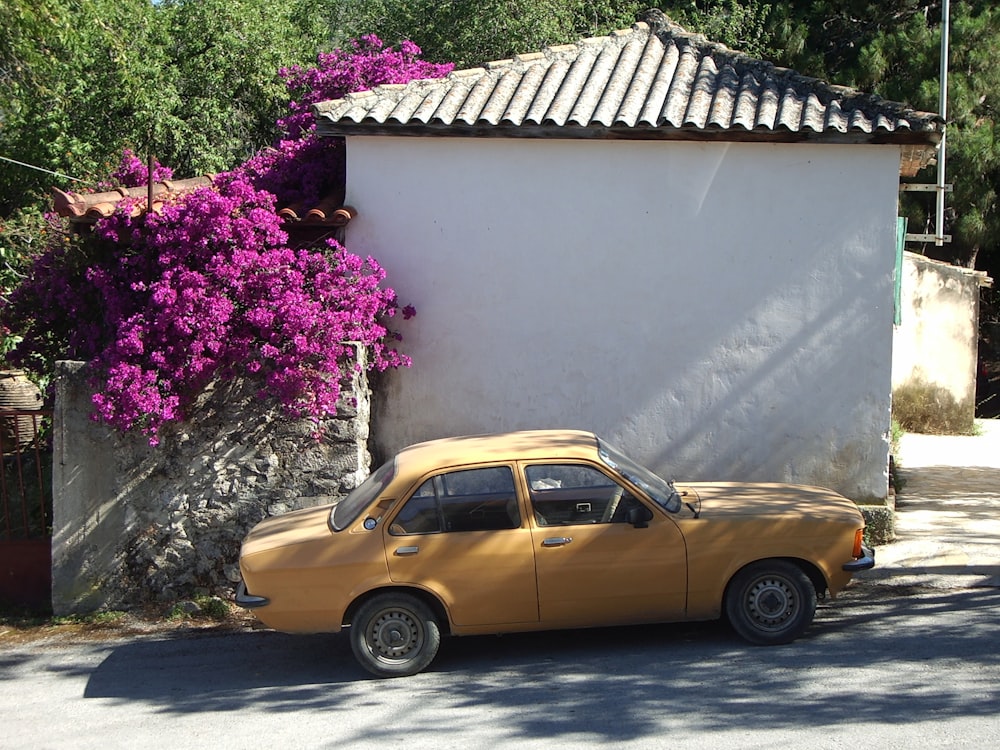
[{"x1": 52, "y1": 349, "x2": 371, "y2": 615}]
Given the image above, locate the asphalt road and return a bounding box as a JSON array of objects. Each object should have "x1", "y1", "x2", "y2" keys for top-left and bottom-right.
[{"x1": 3, "y1": 582, "x2": 999, "y2": 750}]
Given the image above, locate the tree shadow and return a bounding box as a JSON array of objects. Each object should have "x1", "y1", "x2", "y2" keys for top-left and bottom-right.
[{"x1": 63, "y1": 585, "x2": 1000, "y2": 744}]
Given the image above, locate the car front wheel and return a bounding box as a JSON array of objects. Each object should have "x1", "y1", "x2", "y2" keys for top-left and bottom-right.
[
  {"x1": 724, "y1": 560, "x2": 817, "y2": 645},
  {"x1": 350, "y1": 593, "x2": 442, "y2": 677}
]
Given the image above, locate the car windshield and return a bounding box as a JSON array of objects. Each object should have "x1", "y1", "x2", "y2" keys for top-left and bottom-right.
[
  {"x1": 330, "y1": 459, "x2": 396, "y2": 531},
  {"x1": 598, "y1": 439, "x2": 682, "y2": 513}
]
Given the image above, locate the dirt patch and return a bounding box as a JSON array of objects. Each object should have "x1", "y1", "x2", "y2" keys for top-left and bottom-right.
[{"x1": 0, "y1": 604, "x2": 261, "y2": 647}]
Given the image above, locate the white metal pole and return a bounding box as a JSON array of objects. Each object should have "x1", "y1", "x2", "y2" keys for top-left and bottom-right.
[{"x1": 936, "y1": 0, "x2": 950, "y2": 246}]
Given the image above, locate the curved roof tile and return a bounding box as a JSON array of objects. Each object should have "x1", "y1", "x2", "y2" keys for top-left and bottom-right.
[
  {"x1": 314, "y1": 10, "x2": 941, "y2": 163},
  {"x1": 51, "y1": 177, "x2": 355, "y2": 232}
]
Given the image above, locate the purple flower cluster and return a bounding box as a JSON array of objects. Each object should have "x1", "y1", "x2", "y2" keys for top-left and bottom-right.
[
  {"x1": 94, "y1": 150, "x2": 174, "y2": 192},
  {"x1": 241, "y1": 36, "x2": 451, "y2": 211},
  {"x1": 239, "y1": 137, "x2": 343, "y2": 214},
  {"x1": 111, "y1": 149, "x2": 174, "y2": 187},
  {"x1": 278, "y1": 35, "x2": 452, "y2": 140},
  {"x1": 2, "y1": 39, "x2": 445, "y2": 444},
  {"x1": 9, "y1": 172, "x2": 412, "y2": 443}
]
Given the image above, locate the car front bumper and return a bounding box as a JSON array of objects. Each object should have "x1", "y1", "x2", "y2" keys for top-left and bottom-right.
[{"x1": 842, "y1": 545, "x2": 876, "y2": 572}]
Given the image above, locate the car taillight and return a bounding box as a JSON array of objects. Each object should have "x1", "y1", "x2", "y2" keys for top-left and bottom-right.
[{"x1": 852, "y1": 528, "x2": 865, "y2": 558}]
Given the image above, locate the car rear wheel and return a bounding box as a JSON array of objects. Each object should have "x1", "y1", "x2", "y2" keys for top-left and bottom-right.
[
  {"x1": 350, "y1": 593, "x2": 442, "y2": 677},
  {"x1": 725, "y1": 560, "x2": 817, "y2": 645}
]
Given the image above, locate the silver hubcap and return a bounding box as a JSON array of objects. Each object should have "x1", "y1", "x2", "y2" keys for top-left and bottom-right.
[
  {"x1": 369, "y1": 608, "x2": 424, "y2": 660},
  {"x1": 745, "y1": 576, "x2": 797, "y2": 631}
]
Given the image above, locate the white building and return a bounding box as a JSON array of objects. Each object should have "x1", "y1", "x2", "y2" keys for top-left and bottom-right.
[{"x1": 315, "y1": 12, "x2": 941, "y2": 502}]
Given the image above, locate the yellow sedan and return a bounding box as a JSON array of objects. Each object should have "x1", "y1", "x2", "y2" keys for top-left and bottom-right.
[{"x1": 236, "y1": 430, "x2": 874, "y2": 677}]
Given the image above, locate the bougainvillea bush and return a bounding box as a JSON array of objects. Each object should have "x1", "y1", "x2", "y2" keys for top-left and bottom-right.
[
  {"x1": 243, "y1": 35, "x2": 452, "y2": 212},
  {"x1": 1, "y1": 38, "x2": 449, "y2": 443}
]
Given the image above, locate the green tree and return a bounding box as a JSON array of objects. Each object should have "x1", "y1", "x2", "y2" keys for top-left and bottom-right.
[
  {"x1": 762, "y1": 1, "x2": 1000, "y2": 280},
  {"x1": 938, "y1": 6, "x2": 1000, "y2": 274},
  {"x1": 0, "y1": 0, "x2": 173, "y2": 212},
  {"x1": 157, "y1": 0, "x2": 327, "y2": 176},
  {"x1": 0, "y1": 0, "x2": 326, "y2": 216},
  {"x1": 324, "y1": 0, "x2": 615, "y2": 67},
  {"x1": 669, "y1": 0, "x2": 774, "y2": 58},
  {"x1": 0, "y1": 0, "x2": 332, "y2": 321},
  {"x1": 762, "y1": 1, "x2": 933, "y2": 78},
  {"x1": 323, "y1": 1, "x2": 772, "y2": 68}
]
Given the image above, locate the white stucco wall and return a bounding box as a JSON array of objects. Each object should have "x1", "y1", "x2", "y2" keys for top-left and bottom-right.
[
  {"x1": 892, "y1": 252, "x2": 981, "y2": 407},
  {"x1": 344, "y1": 137, "x2": 901, "y2": 501}
]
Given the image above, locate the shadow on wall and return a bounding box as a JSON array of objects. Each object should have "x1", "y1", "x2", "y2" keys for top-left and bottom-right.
[{"x1": 636, "y1": 241, "x2": 891, "y2": 500}]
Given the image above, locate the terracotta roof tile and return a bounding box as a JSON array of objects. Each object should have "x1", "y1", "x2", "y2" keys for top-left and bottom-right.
[
  {"x1": 51, "y1": 176, "x2": 355, "y2": 234},
  {"x1": 51, "y1": 177, "x2": 213, "y2": 221}
]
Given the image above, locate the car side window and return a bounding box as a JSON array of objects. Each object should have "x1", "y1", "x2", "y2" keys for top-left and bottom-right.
[
  {"x1": 525, "y1": 463, "x2": 641, "y2": 526},
  {"x1": 391, "y1": 479, "x2": 441, "y2": 534},
  {"x1": 390, "y1": 466, "x2": 520, "y2": 535}
]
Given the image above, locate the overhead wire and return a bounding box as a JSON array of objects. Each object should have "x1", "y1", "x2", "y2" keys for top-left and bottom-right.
[{"x1": 0, "y1": 154, "x2": 94, "y2": 185}]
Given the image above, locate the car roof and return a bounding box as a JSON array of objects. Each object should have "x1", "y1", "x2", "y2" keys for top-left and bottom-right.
[{"x1": 393, "y1": 429, "x2": 600, "y2": 475}]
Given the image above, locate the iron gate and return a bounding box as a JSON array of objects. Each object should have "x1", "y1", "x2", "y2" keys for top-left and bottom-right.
[{"x1": 0, "y1": 409, "x2": 53, "y2": 610}]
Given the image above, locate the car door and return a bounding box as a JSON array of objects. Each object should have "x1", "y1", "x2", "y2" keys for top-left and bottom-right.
[
  {"x1": 384, "y1": 464, "x2": 539, "y2": 627},
  {"x1": 522, "y1": 462, "x2": 688, "y2": 628}
]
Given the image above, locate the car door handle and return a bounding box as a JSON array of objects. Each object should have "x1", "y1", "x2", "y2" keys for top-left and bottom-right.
[
  {"x1": 394, "y1": 546, "x2": 420, "y2": 556},
  {"x1": 542, "y1": 537, "x2": 573, "y2": 547}
]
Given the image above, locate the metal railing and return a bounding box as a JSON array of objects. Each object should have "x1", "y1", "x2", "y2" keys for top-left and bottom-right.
[{"x1": 0, "y1": 410, "x2": 53, "y2": 541}]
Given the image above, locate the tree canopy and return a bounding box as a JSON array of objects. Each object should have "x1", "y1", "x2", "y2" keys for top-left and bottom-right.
[
  {"x1": 762, "y1": 2, "x2": 1000, "y2": 275},
  {"x1": 0, "y1": 0, "x2": 325, "y2": 212},
  {"x1": 322, "y1": 0, "x2": 773, "y2": 68},
  {"x1": 2, "y1": 1, "x2": 998, "y2": 310}
]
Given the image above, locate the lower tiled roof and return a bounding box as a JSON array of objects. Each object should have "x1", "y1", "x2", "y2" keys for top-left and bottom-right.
[
  {"x1": 51, "y1": 177, "x2": 356, "y2": 231},
  {"x1": 52, "y1": 177, "x2": 213, "y2": 222}
]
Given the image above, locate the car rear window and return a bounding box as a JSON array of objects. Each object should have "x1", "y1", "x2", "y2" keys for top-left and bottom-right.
[{"x1": 330, "y1": 459, "x2": 396, "y2": 531}]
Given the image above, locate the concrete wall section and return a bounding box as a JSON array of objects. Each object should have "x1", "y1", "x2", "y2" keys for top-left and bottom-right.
[
  {"x1": 892, "y1": 252, "x2": 981, "y2": 410},
  {"x1": 52, "y1": 361, "x2": 126, "y2": 613},
  {"x1": 346, "y1": 138, "x2": 901, "y2": 501}
]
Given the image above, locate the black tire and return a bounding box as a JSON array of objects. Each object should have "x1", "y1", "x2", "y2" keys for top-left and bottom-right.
[
  {"x1": 350, "y1": 593, "x2": 442, "y2": 677},
  {"x1": 724, "y1": 560, "x2": 817, "y2": 645}
]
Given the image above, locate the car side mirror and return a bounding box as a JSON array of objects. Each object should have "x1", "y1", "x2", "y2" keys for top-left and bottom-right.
[{"x1": 627, "y1": 505, "x2": 654, "y2": 528}]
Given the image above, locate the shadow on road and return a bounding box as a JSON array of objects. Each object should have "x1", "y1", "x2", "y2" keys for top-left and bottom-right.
[{"x1": 63, "y1": 584, "x2": 1000, "y2": 743}]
